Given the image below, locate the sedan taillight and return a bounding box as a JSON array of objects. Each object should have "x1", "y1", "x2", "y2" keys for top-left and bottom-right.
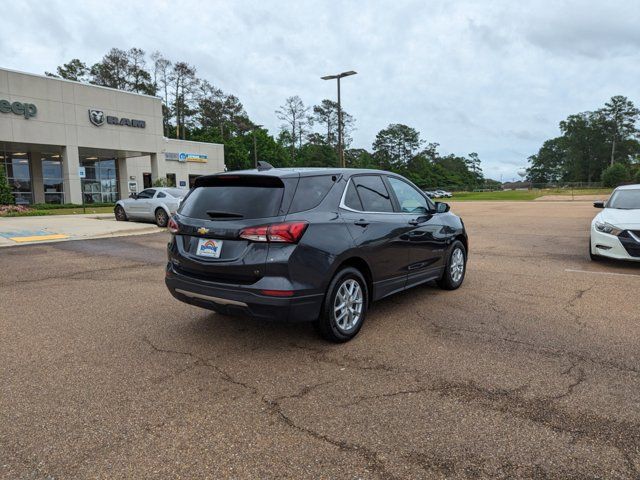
[
  {"x1": 239, "y1": 221, "x2": 308, "y2": 243},
  {"x1": 168, "y1": 217, "x2": 180, "y2": 234}
]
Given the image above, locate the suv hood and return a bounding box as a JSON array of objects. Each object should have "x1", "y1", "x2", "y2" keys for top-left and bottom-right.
[{"x1": 598, "y1": 208, "x2": 640, "y2": 229}]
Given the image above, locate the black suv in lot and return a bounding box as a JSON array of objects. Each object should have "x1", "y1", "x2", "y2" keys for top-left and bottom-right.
[{"x1": 165, "y1": 165, "x2": 468, "y2": 342}]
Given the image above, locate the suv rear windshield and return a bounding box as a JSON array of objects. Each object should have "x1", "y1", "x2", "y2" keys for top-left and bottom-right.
[{"x1": 179, "y1": 176, "x2": 284, "y2": 220}]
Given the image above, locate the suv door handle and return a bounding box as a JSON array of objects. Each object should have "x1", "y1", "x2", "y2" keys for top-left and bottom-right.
[{"x1": 354, "y1": 219, "x2": 370, "y2": 227}]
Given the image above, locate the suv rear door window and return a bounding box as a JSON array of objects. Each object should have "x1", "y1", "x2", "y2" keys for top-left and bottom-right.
[
  {"x1": 343, "y1": 180, "x2": 363, "y2": 210},
  {"x1": 289, "y1": 175, "x2": 336, "y2": 213},
  {"x1": 179, "y1": 176, "x2": 284, "y2": 220},
  {"x1": 353, "y1": 176, "x2": 394, "y2": 212}
]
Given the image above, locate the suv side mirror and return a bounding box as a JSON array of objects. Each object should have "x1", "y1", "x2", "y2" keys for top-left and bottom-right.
[
  {"x1": 593, "y1": 201, "x2": 605, "y2": 208},
  {"x1": 435, "y1": 202, "x2": 450, "y2": 213},
  {"x1": 129, "y1": 193, "x2": 138, "y2": 199}
]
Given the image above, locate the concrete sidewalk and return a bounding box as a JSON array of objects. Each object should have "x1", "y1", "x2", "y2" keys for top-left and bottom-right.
[{"x1": 0, "y1": 213, "x2": 161, "y2": 247}]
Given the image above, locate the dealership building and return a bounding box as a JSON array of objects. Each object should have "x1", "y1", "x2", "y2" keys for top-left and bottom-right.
[{"x1": 0, "y1": 67, "x2": 224, "y2": 204}]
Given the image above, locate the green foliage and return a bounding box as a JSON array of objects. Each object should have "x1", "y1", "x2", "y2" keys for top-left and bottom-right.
[
  {"x1": 601, "y1": 163, "x2": 631, "y2": 187},
  {"x1": 0, "y1": 166, "x2": 14, "y2": 205},
  {"x1": 529, "y1": 96, "x2": 640, "y2": 183},
  {"x1": 372, "y1": 124, "x2": 423, "y2": 169},
  {"x1": 153, "y1": 178, "x2": 169, "y2": 187},
  {"x1": 45, "y1": 59, "x2": 89, "y2": 81},
  {"x1": 31, "y1": 202, "x2": 115, "y2": 209},
  {"x1": 296, "y1": 144, "x2": 339, "y2": 167},
  {"x1": 635, "y1": 169, "x2": 640, "y2": 184}
]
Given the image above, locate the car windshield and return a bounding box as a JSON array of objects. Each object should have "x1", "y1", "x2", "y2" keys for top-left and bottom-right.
[{"x1": 607, "y1": 189, "x2": 640, "y2": 209}]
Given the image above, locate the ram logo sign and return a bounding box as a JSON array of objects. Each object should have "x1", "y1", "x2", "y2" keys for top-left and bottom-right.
[{"x1": 88, "y1": 109, "x2": 146, "y2": 128}]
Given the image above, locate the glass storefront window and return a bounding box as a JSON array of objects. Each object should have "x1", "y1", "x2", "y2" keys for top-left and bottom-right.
[
  {"x1": 80, "y1": 157, "x2": 118, "y2": 204},
  {"x1": 42, "y1": 155, "x2": 64, "y2": 204},
  {"x1": 2, "y1": 151, "x2": 32, "y2": 205}
]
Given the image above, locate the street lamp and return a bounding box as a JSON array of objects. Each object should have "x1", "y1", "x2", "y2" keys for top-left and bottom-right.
[
  {"x1": 252, "y1": 124, "x2": 263, "y2": 168},
  {"x1": 321, "y1": 70, "x2": 357, "y2": 167}
]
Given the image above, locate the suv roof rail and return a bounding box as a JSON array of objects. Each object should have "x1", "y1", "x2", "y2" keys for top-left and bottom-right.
[{"x1": 257, "y1": 161, "x2": 274, "y2": 171}]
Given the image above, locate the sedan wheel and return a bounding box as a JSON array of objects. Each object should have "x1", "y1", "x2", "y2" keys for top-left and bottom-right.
[
  {"x1": 114, "y1": 205, "x2": 127, "y2": 221},
  {"x1": 438, "y1": 240, "x2": 466, "y2": 290},
  {"x1": 155, "y1": 209, "x2": 169, "y2": 227}
]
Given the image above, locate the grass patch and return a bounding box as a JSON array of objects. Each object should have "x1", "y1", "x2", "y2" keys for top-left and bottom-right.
[
  {"x1": 452, "y1": 190, "x2": 543, "y2": 201},
  {"x1": 1, "y1": 206, "x2": 115, "y2": 217},
  {"x1": 450, "y1": 188, "x2": 613, "y2": 201}
]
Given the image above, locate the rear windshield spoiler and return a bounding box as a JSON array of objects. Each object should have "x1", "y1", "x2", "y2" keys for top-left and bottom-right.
[{"x1": 194, "y1": 174, "x2": 284, "y2": 188}]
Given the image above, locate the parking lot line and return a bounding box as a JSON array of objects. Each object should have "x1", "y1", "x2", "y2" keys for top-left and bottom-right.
[
  {"x1": 9, "y1": 234, "x2": 69, "y2": 243},
  {"x1": 565, "y1": 268, "x2": 640, "y2": 278}
]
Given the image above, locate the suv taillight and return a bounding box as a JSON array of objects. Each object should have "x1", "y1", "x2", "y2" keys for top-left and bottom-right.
[
  {"x1": 168, "y1": 217, "x2": 180, "y2": 234},
  {"x1": 239, "y1": 221, "x2": 308, "y2": 243}
]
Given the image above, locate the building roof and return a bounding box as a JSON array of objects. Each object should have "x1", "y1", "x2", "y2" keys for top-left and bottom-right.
[{"x1": 0, "y1": 66, "x2": 162, "y2": 100}]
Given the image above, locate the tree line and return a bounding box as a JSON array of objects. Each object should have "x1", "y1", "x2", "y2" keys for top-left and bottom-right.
[
  {"x1": 46, "y1": 47, "x2": 487, "y2": 189},
  {"x1": 527, "y1": 96, "x2": 640, "y2": 187}
]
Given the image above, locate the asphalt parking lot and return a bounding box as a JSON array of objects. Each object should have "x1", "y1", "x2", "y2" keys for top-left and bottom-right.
[{"x1": 2, "y1": 201, "x2": 640, "y2": 479}]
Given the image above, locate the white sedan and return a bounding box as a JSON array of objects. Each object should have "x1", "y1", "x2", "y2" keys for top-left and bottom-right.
[
  {"x1": 114, "y1": 187, "x2": 188, "y2": 227},
  {"x1": 590, "y1": 184, "x2": 640, "y2": 262},
  {"x1": 434, "y1": 189, "x2": 453, "y2": 198}
]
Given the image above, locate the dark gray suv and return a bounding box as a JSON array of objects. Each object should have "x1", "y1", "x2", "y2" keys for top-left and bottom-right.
[{"x1": 165, "y1": 165, "x2": 468, "y2": 342}]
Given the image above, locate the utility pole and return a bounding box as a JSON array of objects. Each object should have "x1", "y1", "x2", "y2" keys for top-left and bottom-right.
[
  {"x1": 252, "y1": 124, "x2": 263, "y2": 168},
  {"x1": 321, "y1": 71, "x2": 357, "y2": 167}
]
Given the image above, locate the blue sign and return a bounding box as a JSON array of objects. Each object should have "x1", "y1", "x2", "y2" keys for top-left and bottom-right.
[{"x1": 179, "y1": 180, "x2": 186, "y2": 187}]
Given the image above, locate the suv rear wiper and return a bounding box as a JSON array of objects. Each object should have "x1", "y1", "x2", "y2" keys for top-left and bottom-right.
[{"x1": 206, "y1": 211, "x2": 244, "y2": 219}]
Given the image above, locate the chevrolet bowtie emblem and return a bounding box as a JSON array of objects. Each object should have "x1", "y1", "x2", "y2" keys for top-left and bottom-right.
[{"x1": 197, "y1": 227, "x2": 209, "y2": 235}]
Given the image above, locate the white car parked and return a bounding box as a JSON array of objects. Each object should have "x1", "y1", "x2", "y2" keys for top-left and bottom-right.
[
  {"x1": 590, "y1": 184, "x2": 640, "y2": 262},
  {"x1": 114, "y1": 187, "x2": 188, "y2": 227},
  {"x1": 434, "y1": 189, "x2": 453, "y2": 198}
]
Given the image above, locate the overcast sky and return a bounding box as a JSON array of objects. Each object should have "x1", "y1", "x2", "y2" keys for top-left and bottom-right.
[{"x1": 2, "y1": 0, "x2": 639, "y2": 180}]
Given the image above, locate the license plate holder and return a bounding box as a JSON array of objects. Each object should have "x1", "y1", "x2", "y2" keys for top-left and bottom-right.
[{"x1": 196, "y1": 238, "x2": 223, "y2": 258}]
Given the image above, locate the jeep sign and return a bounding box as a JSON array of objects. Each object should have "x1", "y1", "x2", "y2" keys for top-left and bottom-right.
[{"x1": 0, "y1": 99, "x2": 37, "y2": 119}]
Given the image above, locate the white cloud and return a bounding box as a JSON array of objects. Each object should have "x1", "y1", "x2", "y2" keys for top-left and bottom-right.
[{"x1": 1, "y1": 0, "x2": 639, "y2": 179}]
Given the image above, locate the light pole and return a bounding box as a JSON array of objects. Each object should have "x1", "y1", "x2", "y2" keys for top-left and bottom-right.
[
  {"x1": 321, "y1": 70, "x2": 357, "y2": 167},
  {"x1": 252, "y1": 124, "x2": 263, "y2": 168}
]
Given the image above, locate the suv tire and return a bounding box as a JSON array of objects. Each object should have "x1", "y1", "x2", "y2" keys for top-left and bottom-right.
[{"x1": 316, "y1": 267, "x2": 368, "y2": 343}]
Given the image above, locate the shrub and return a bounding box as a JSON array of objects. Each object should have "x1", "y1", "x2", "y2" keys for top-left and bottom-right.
[
  {"x1": 0, "y1": 204, "x2": 31, "y2": 216},
  {"x1": 0, "y1": 166, "x2": 14, "y2": 205},
  {"x1": 601, "y1": 163, "x2": 630, "y2": 188},
  {"x1": 635, "y1": 169, "x2": 640, "y2": 184}
]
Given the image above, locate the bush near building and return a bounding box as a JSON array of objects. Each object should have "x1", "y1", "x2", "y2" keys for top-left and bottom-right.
[
  {"x1": 0, "y1": 166, "x2": 14, "y2": 205},
  {"x1": 601, "y1": 163, "x2": 631, "y2": 187}
]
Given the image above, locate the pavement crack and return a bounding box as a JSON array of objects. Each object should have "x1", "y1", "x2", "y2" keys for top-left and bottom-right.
[
  {"x1": 289, "y1": 343, "x2": 415, "y2": 375},
  {"x1": 142, "y1": 336, "x2": 257, "y2": 394},
  {"x1": 563, "y1": 285, "x2": 595, "y2": 333},
  {"x1": 422, "y1": 315, "x2": 640, "y2": 377},
  {"x1": 262, "y1": 385, "x2": 399, "y2": 480},
  {"x1": 430, "y1": 377, "x2": 640, "y2": 479},
  {"x1": 548, "y1": 361, "x2": 587, "y2": 401},
  {"x1": 340, "y1": 385, "x2": 429, "y2": 408},
  {"x1": 0, "y1": 262, "x2": 155, "y2": 288}
]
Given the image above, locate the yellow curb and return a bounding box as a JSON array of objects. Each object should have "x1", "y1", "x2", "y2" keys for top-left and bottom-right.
[{"x1": 9, "y1": 234, "x2": 70, "y2": 243}]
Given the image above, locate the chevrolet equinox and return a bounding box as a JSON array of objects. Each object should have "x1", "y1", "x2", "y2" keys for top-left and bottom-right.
[{"x1": 165, "y1": 163, "x2": 468, "y2": 342}]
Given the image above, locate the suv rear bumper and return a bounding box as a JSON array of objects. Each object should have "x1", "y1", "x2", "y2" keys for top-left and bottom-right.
[{"x1": 165, "y1": 264, "x2": 324, "y2": 322}]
